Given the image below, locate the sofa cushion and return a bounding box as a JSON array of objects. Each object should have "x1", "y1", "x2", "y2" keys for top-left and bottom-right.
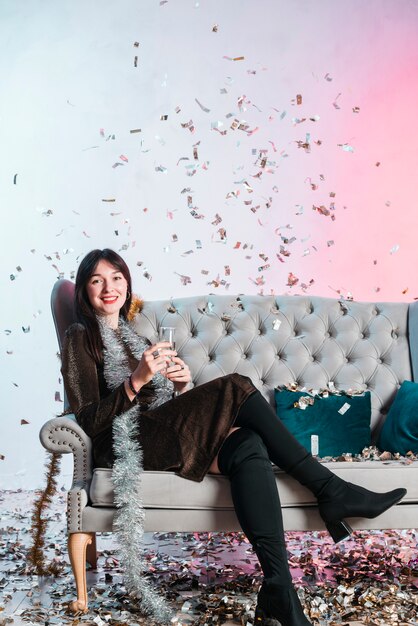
[
  {"x1": 274, "y1": 389, "x2": 371, "y2": 456},
  {"x1": 90, "y1": 461, "x2": 416, "y2": 509},
  {"x1": 378, "y1": 380, "x2": 418, "y2": 454}
]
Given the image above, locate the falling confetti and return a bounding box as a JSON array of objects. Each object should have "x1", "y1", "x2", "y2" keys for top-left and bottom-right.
[{"x1": 195, "y1": 98, "x2": 211, "y2": 113}]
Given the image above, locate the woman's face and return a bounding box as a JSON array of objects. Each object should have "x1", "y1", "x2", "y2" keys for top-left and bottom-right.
[{"x1": 86, "y1": 259, "x2": 128, "y2": 324}]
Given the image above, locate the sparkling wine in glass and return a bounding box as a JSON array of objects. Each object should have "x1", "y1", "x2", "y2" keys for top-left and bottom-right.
[{"x1": 159, "y1": 326, "x2": 176, "y2": 365}]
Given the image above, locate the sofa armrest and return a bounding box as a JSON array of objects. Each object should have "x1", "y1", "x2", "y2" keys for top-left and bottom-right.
[{"x1": 39, "y1": 415, "x2": 93, "y2": 485}]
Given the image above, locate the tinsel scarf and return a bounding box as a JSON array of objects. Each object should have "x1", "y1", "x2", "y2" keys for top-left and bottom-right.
[{"x1": 99, "y1": 317, "x2": 174, "y2": 623}]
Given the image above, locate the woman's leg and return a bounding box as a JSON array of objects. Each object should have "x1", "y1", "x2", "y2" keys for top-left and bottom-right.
[
  {"x1": 218, "y1": 427, "x2": 311, "y2": 626},
  {"x1": 233, "y1": 390, "x2": 407, "y2": 541}
]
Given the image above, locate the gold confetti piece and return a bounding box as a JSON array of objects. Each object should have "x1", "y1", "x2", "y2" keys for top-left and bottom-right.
[
  {"x1": 22, "y1": 326, "x2": 30, "y2": 333},
  {"x1": 13, "y1": 173, "x2": 18, "y2": 184},
  {"x1": 223, "y1": 55, "x2": 245, "y2": 61},
  {"x1": 224, "y1": 265, "x2": 231, "y2": 276},
  {"x1": 181, "y1": 119, "x2": 195, "y2": 132},
  {"x1": 296, "y1": 94, "x2": 302, "y2": 105},
  {"x1": 212, "y1": 24, "x2": 218, "y2": 32},
  {"x1": 134, "y1": 56, "x2": 138, "y2": 67},
  {"x1": 21, "y1": 419, "x2": 30, "y2": 425},
  {"x1": 352, "y1": 106, "x2": 360, "y2": 113},
  {"x1": 133, "y1": 41, "x2": 139, "y2": 47},
  {"x1": 130, "y1": 128, "x2": 141, "y2": 133},
  {"x1": 211, "y1": 213, "x2": 222, "y2": 226},
  {"x1": 402, "y1": 287, "x2": 409, "y2": 294},
  {"x1": 83, "y1": 231, "x2": 91, "y2": 237},
  {"x1": 195, "y1": 98, "x2": 210, "y2": 113},
  {"x1": 287, "y1": 272, "x2": 299, "y2": 287},
  {"x1": 0, "y1": 454, "x2": 4, "y2": 460},
  {"x1": 55, "y1": 391, "x2": 63, "y2": 402},
  {"x1": 234, "y1": 241, "x2": 241, "y2": 249},
  {"x1": 102, "y1": 198, "x2": 116, "y2": 202},
  {"x1": 160, "y1": 114, "x2": 168, "y2": 121}
]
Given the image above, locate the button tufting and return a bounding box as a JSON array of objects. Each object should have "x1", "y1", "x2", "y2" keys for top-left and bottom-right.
[
  {"x1": 242, "y1": 353, "x2": 247, "y2": 359},
  {"x1": 377, "y1": 358, "x2": 382, "y2": 364},
  {"x1": 309, "y1": 355, "x2": 314, "y2": 362},
  {"x1": 372, "y1": 309, "x2": 378, "y2": 316},
  {"x1": 360, "y1": 333, "x2": 364, "y2": 339},
  {"x1": 325, "y1": 332, "x2": 330, "y2": 338},
  {"x1": 392, "y1": 331, "x2": 398, "y2": 339},
  {"x1": 344, "y1": 357, "x2": 348, "y2": 363}
]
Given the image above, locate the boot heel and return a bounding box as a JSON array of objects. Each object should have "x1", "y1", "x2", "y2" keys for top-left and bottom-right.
[{"x1": 325, "y1": 519, "x2": 353, "y2": 543}]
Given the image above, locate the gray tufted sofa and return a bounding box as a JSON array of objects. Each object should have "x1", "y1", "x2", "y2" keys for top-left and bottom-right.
[{"x1": 40, "y1": 280, "x2": 418, "y2": 611}]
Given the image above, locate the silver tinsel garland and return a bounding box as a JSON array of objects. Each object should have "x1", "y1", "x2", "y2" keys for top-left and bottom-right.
[{"x1": 99, "y1": 317, "x2": 175, "y2": 623}]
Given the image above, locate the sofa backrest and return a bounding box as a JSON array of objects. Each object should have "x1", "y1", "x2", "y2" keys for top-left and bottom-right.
[
  {"x1": 51, "y1": 279, "x2": 417, "y2": 438},
  {"x1": 131, "y1": 294, "x2": 415, "y2": 438}
]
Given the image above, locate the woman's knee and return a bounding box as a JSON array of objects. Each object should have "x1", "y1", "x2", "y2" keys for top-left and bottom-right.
[{"x1": 217, "y1": 427, "x2": 267, "y2": 476}]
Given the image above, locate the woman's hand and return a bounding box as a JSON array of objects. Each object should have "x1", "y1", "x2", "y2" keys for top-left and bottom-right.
[
  {"x1": 130, "y1": 341, "x2": 177, "y2": 391},
  {"x1": 165, "y1": 356, "x2": 192, "y2": 394}
]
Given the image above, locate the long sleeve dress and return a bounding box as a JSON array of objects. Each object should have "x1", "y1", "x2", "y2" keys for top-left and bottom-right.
[{"x1": 61, "y1": 322, "x2": 256, "y2": 482}]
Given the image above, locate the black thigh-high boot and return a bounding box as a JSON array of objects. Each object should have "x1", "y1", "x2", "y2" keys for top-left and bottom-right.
[
  {"x1": 235, "y1": 390, "x2": 407, "y2": 542},
  {"x1": 218, "y1": 427, "x2": 311, "y2": 626}
]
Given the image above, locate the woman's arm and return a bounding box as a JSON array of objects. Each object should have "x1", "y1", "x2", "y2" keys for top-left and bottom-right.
[{"x1": 61, "y1": 324, "x2": 136, "y2": 438}]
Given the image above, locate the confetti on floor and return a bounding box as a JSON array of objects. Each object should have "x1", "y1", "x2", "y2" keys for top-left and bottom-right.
[{"x1": 0, "y1": 491, "x2": 416, "y2": 625}]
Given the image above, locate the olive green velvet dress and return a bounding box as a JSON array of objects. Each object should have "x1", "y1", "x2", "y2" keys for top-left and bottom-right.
[{"x1": 61, "y1": 323, "x2": 256, "y2": 482}]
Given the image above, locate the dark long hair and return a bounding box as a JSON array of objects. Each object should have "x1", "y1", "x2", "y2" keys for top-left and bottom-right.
[{"x1": 74, "y1": 249, "x2": 132, "y2": 364}]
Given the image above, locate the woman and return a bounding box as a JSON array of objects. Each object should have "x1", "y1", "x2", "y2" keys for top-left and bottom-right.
[{"x1": 61, "y1": 248, "x2": 406, "y2": 626}]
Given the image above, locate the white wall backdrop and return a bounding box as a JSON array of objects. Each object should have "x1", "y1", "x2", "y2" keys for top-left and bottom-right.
[{"x1": 1, "y1": 0, "x2": 418, "y2": 488}]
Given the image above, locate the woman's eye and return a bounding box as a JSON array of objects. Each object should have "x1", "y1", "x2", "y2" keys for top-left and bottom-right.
[
  {"x1": 91, "y1": 279, "x2": 101, "y2": 285},
  {"x1": 114, "y1": 275, "x2": 122, "y2": 281}
]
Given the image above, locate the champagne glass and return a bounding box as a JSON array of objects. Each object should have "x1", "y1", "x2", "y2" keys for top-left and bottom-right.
[{"x1": 159, "y1": 326, "x2": 176, "y2": 367}]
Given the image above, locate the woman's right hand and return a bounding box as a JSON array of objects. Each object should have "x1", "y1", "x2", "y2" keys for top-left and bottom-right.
[{"x1": 130, "y1": 341, "x2": 177, "y2": 391}]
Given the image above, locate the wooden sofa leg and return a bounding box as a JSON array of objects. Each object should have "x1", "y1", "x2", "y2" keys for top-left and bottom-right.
[
  {"x1": 86, "y1": 532, "x2": 97, "y2": 569},
  {"x1": 68, "y1": 532, "x2": 94, "y2": 613}
]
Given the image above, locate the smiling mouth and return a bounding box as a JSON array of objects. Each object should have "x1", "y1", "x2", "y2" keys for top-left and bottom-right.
[{"x1": 101, "y1": 296, "x2": 119, "y2": 304}]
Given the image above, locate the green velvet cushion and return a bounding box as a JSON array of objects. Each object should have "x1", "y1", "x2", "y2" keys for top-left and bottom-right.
[
  {"x1": 377, "y1": 380, "x2": 418, "y2": 454},
  {"x1": 274, "y1": 389, "x2": 371, "y2": 457}
]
